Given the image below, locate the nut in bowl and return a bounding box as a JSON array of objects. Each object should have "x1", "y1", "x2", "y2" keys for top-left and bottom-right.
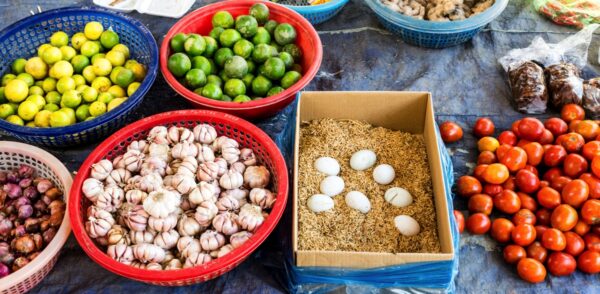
[{"x1": 68, "y1": 110, "x2": 288, "y2": 285}]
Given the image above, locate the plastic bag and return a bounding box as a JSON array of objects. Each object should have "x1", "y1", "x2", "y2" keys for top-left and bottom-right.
[
  {"x1": 533, "y1": 0, "x2": 600, "y2": 28},
  {"x1": 584, "y1": 78, "x2": 600, "y2": 118}
]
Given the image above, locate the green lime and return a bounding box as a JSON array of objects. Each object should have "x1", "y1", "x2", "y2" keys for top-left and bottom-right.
[
  {"x1": 12, "y1": 59, "x2": 27, "y2": 74},
  {"x1": 107, "y1": 97, "x2": 126, "y2": 111},
  {"x1": 28, "y1": 86, "x2": 44, "y2": 96},
  {"x1": 17, "y1": 73, "x2": 34, "y2": 87},
  {"x1": 60, "y1": 90, "x2": 82, "y2": 108},
  {"x1": 82, "y1": 86, "x2": 98, "y2": 102},
  {"x1": 267, "y1": 86, "x2": 284, "y2": 96},
  {"x1": 127, "y1": 82, "x2": 140, "y2": 96},
  {"x1": 100, "y1": 30, "x2": 119, "y2": 49},
  {"x1": 233, "y1": 95, "x2": 251, "y2": 103},
  {"x1": 283, "y1": 44, "x2": 303, "y2": 62},
  {"x1": 224, "y1": 78, "x2": 246, "y2": 97},
  {"x1": 18, "y1": 100, "x2": 39, "y2": 121},
  {"x1": 45, "y1": 91, "x2": 61, "y2": 104},
  {"x1": 91, "y1": 53, "x2": 106, "y2": 65},
  {"x1": 291, "y1": 63, "x2": 303, "y2": 73},
  {"x1": 202, "y1": 36, "x2": 218, "y2": 58},
  {"x1": 5, "y1": 79, "x2": 29, "y2": 103},
  {"x1": 34, "y1": 110, "x2": 52, "y2": 127},
  {"x1": 60, "y1": 46, "x2": 77, "y2": 61},
  {"x1": 242, "y1": 73, "x2": 255, "y2": 88},
  {"x1": 208, "y1": 59, "x2": 218, "y2": 74},
  {"x1": 274, "y1": 23, "x2": 297, "y2": 45},
  {"x1": 251, "y1": 75, "x2": 272, "y2": 96},
  {"x1": 84, "y1": 21, "x2": 104, "y2": 40},
  {"x1": 112, "y1": 44, "x2": 130, "y2": 59},
  {"x1": 34, "y1": 81, "x2": 43, "y2": 88},
  {"x1": 270, "y1": 41, "x2": 282, "y2": 54},
  {"x1": 209, "y1": 27, "x2": 225, "y2": 40},
  {"x1": 113, "y1": 68, "x2": 134, "y2": 88},
  {"x1": 108, "y1": 85, "x2": 126, "y2": 98},
  {"x1": 184, "y1": 36, "x2": 206, "y2": 56},
  {"x1": 219, "y1": 29, "x2": 241, "y2": 48},
  {"x1": 193, "y1": 87, "x2": 203, "y2": 95},
  {"x1": 56, "y1": 77, "x2": 75, "y2": 94},
  {"x1": 50, "y1": 31, "x2": 69, "y2": 47},
  {"x1": 263, "y1": 57, "x2": 286, "y2": 80},
  {"x1": 109, "y1": 67, "x2": 123, "y2": 85},
  {"x1": 7, "y1": 103, "x2": 18, "y2": 112},
  {"x1": 98, "y1": 92, "x2": 114, "y2": 104},
  {"x1": 6, "y1": 115, "x2": 24, "y2": 126},
  {"x1": 192, "y1": 56, "x2": 212, "y2": 76},
  {"x1": 43, "y1": 103, "x2": 59, "y2": 112},
  {"x1": 89, "y1": 101, "x2": 107, "y2": 117},
  {"x1": 0, "y1": 104, "x2": 15, "y2": 119},
  {"x1": 93, "y1": 41, "x2": 105, "y2": 53},
  {"x1": 233, "y1": 39, "x2": 254, "y2": 59},
  {"x1": 201, "y1": 83, "x2": 223, "y2": 100},
  {"x1": 221, "y1": 95, "x2": 232, "y2": 102},
  {"x1": 258, "y1": 64, "x2": 267, "y2": 76},
  {"x1": 224, "y1": 56, "x2": 248, "y2": 79},
  {"x1": 250, "y1": 3, "x2": 270, "y2": 25},
  {"x1": 71, "y1": 55, "x2": 90, "y2": 73},
  {"x1": 219, "y1": 70, "x2": 230, "y2": 83},
  {"x1": 73, "y1": 75, "x2": 86, "y2": 86},
  {"x1": 0, "y1": 87, "x2": 5, "y2": 103},
  {"x1": 82, "y1": 66, "x2": 96, "y2": 83},
  {"x1": 185, "y1": 69, "x2": 207, "y2": 89},
  {"x1": 212, "y1": 11, "x2": 234, "y2": 28},
  {"x1": 106, "y1": 50, "x2": 126, "y2": 67},
  {"x1": 247, "y1": 60, "x2": 256, "y2": 73},
  {"x1": 252, "y1": 27, "x2": 271, "y2": 45},
  {"x1": 264, "y1": 20, "x2": 278, "y2": 35},
  {"x1": 129, "y1": 63, "x2": 146, "y2": 82},
  {"x1": 252, "y1": 44, "x2": 273, "y2": 63},
  {"x1": 279, "y1": 52, "x2": 294, "y2": 69},
  {"x1": 81, "y1": 41, "x2": 101, "y2": 57},
  {"x1": 2, "y1": 74, "x2": 16, "y2": 86},
  {"x1": 71, "y1": 33, "x2": 88, "y2": 50},
  {"x1": 24, "y1": 57, "x2": 48, "y2": 80},
  {"x1": 214, "y1": 48, "x2": 234, "y2": 68},
  {"x1": 26, "y1": 94, "x2": 45, "y2": 110},
  {"x1": 168, "y1": 53, "x2": 192, "y2": 78},
  {"x1": 49, "y1": 110, "x2": 70, "y2": 127},
  {"x1": 281, "y1": 71, "x2": 302, "y2": 89},
  {"x1": 170, "y1": 33, "x2": 188, "y2": 52},
  {"x1": 75, "y1": 104, "x2": 90, "y2": 121},
  {"x1": 235, "y1": 15, "x2": 258, "y2": 38},
  {"x1": 206, "y1": 75, "x2": 223, "y2": 88}
]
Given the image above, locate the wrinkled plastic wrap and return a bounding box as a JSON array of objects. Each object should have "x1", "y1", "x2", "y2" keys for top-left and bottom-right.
[
  {"x1": 584, "y1": 78, "x2": 600, "y2": 118},
  {"x1": 533, "y1": 0, "x2": 600, "y2": 28},
  {"x1": 284, "y1": 117, "x2": 459, "y2": 294},
  {"x1": 545, "y1": 62, "x2": 584, "y2": 109}
]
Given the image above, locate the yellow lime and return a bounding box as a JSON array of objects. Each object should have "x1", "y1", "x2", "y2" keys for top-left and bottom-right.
[
  {"x1": 49, "y1": 61, "x2": 74, "y2": 79},
  {"x1": 6, "y1": 115, "x2": 24, "y2": 126},
  {"x1": 2, "y1": 74, "x2": 16, "y2": 86},
  {"x1": 43, "y1": 103, "x2": 60, "y2": 112},
  {"x1": 0, "y1": 87, "x2": 5, "y2": 103},
  {"x1": 0, "y1": 104, "x2": 15, "y2": 118},
  {"x1": 42, "y1": 46, "x2": 62, "y2": 65},
  {"x1": 82, "y1": 86, "x2": 98, "y2": 102},
  {"x1": 98, "y1": 92, "x2": 113, "y2": 104},
  {"x1": 71, "y1": 55, "x2": 90, "y2": 74},
  {"x1": 37, "y1": 44, "x2": 52, "y2": 57},
  {"x1": 59, "y1": 108, "x2": 76, "y2": 124},
  {"x1": 112, "y1": 44, "x2": 129, "y2": 59},
  {"x1": 49, "y1": 110, "x2": 70, "y2": 127},
  {"x1": 45, "y1": 91, "x2": 61, "y2": 104},
  {"x1": 76, "y1": 85, "x2": 87, "y2": 93},
  {"x1": 85, "y1": 116, "x2": 96, "y2": 121},
  {"x1": 89, "y1": 101, "x2": 106, "y2": 116},
  {"x1": 60, "y1": 46, "x2": 77, "y2": 61},
  {"x1": 56, "y1": 76, "x2": 75, "y2": 94},
  {"x1": 92, "y1": 58, "x2": 112, "y2": 76},
  {"x1": 127, "y1": 82, "x2": 140, "y2": 96},
  {"x1": 80, "y1": 41, "x2": 101, "y2": 57},
  {"x1": 100, "y1": 30, "x2": 119, "y2": 49},
  {"x1": 50, "y1": 31, "x2": 69, "y2": 47},
  {"x1": 84, "y1": 21, "x2": 104, "y2": 40},
  {"x1": 17, "y1": 100, "x2": 38, "y2": 120},
  {"x1": 26, "y1": 95, "x2": 45, "y2": 110},
  {"x1": 42, "y1": 78, "x2": 56, "y2": 92},
  {"x1": 71, "y1": 32, "x2": 88, "y2": 50},
  {"x1": 75, "y1": 104, "x2": 90, "y2": 121},
  {"x1": 34, "y1": 110, "x2": 52, "y2": 127},
  {"x1": 60, "y1": 90, "x2": 82, "y2": 108},
  {"x1": 73, "y1": 74, "x2": 86, "y2": 86},
  {"x1": 107, "y1": 85, "x2": 125, "y2": 98},
  {"x1": 107, "y1": 97, "x2": 126, "y2": 112},
  {"x1": 16, "y1": 73, "x2": 34, "y2": 87},
  {"x1": 28, "y1": 86, "x2": 44, "y2": 96},
  {"x1": 124, "y1": 59, "x2": 138, "y2": 68},
  {"x1": 5, "y1": 79, "x2": 29, "y2": 103},
  {"x1": 91, "y1": 77, "x2": 111, "y2": 92},
  {"x1": 34, "y1": 80, "x2": 44, "y2": 88},
  {"x1": 129, "y1": 63, "x2": 146, "y2": 82},
  {"x1": 11, "y1": 59, "x2": 27, "y2": 74},
  {"x1": 25, "y1": 57, "x2": 48, "y2": 80},
  {"x1": 106, "y1": 50, "x2": 125, "y2": 67},
  {"x1": 82, "y1": 66, "x2": 96, "y2": 83}
]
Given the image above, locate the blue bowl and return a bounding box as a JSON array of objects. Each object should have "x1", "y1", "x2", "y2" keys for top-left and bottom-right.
[
  {"x1": 280, "y1": 0, "x2": 350, "y2": 25},
  {"x1": 0, "y1": 6, "x2": 158, "y2": 147},
  {"x1": 365, "y1": 0, "x2": 508, "y2": 48}
]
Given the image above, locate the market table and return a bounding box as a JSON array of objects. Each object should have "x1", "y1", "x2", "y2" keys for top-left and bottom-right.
[{"x1": 1, "y1": 0, "x2": 599, "y2": 292}]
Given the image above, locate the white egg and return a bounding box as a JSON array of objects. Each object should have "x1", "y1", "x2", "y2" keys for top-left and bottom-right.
[
  {"x1": 373, "y1": 164, "x2": 395, "y2": 185},
  {"x1": 384, "y1": 187, "x2": 413, "y2": 207},
  {"x1": 307, "y1": 194, "x2": 334, "y2": 213},
  {"x1": 319, "y1": 176, "x2": 345, "y2": 197},
  {"x1": 394, "y1": 215, "x2": 420, "y2": 236},
  {"x1": 314, "y1": 157, "x2": 340, "y2": 176},
  {"x1": 345, "y1": 191, "x2": 371, "y2": 214},
  {"x1": 349, "y1": 150, "x2": 377, "y2": 171}
]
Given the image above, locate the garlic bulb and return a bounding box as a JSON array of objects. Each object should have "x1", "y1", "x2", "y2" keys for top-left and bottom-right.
[
  {"x1": 143, "y1": 190, "x2": 181, "y2": 218},
  {"x1": 121, "y1": 204, "x2": 149, "y2": 232},
  {"x1": 196, "y1": 144, "x2": 215, "y2": 163},
  {"x1": 130, "y1": 261, "x2": 145, "y2": 269},
  {"x1": 222, "y1": 146, "x2": 240, "y2": 164},
  {"x1": 184, "y1": 251, "x2": 212, "y2": 268},
  {"x1": 82, "y1": 178, "x2": 103, "y2": 203},
  {"x1": 149, "y1": 143, "x2": 170, "y2": 162},
  {"x1": 216, "y1": 194, "x2": 240, "y2": 213},
  {"x1": 212, "y1": 136, "x2": 239, "y2": 151},
  {"x1": 199, "y1": 230, "x2": 226, "y2": 251},
  {"x1": 148, "y1": 213, "x2": 178, "y2": 232},
  {"x1": 133, "y1": 243, "x2": 166, "y2": 263},
  {"x1": 125, "y1": 175, "x2": 142, "y2": 191},
  {"x1": 86, "y1": 207, "x2": 115, "y2": 238},
  {"x1": 125, "y1": 189, "x2": 147, "y2": 205},
  {"x1": 175, "y1": 156, "x2": 198, "y2": 178},
  {"x1": 217, "y1": 244, "x2": 234, "y2": 258},
  {"x1": 129, "y1": 230, "x2": 156, "y2": 245},
  {"x1": 230, "y1": 231, "x2": 253, "y2": 248},
  {"x1": 96, "y1": 236, "x2": 109, "y2": 246},
  {"x1": 171, "y1": 141, "x2": 199, "y2": 159},
  {"x1": 153, "y1": 230, "x2": 180, "y2": 249},
  {"x1": 146, "y1": 262, "x2": 163, "y2": 271},
  {"x1": 148, "y1": 126, "x2": 169, "y2": 144},
  {"x1": 249, "y1": 188, "x2": 276, "y2": 210},
  {"x1": 214, "y1": 158, "x2": 228, "y2": 176},
  {"x1": 178, "y1": 211, "x2": 203, "y2": 236},
  {"x1": 194, "y1": 201, "x2": 218, "y2": 226},
  {"x1": 123, "y1": 150, "x2": 145, "y2": 173},
  {"x1": 138, "y1": 172, "x2": 163, "y2": 193},
  {"x1": 177, "y1": 236, "x2": 201, "y2": 258},
  {"x1": 106, "y1": 168, "x2": 131, "y2": 187},
  {"x1": 219, "y1": 170, "x2": 243, "y2": 190},
  {"x1": 140, "y1": 156, "x2": 167, "y2": 177},
  {"x1": 164, "y1": 258, "x2": 182, "y2": 270},
  {"x1": 243, "y1": 166, "x2": 270, "y2": 188},
  {"x1": 189, "y1": 182, "x2": 218, "y2": 204},
  {"x1": 239, "y1": 148, "x2": 257, "y2": 166},
  {"x1": 128, "y1": 140, "x2": 149, "y2": 153},
  {"x1": 112, "y1": 155, "x2": 126, "y2": 169},
  {"x1": 237, "y1": 204, "x2": 264, "y2": 232},
  {"x1": 96, "y1": 186, "x2": 125, "y2": 212},
  {"x1": 107, "y1": 244, "x2": 134, "y2": 265},
  {"x1": 180, "y1": 195, "x2": 197, "y2": 211},
  {"x1": 212, "y1": 212, "x2": 239, "y2": 235},
  {"x1": 221, "y1": 189, "x2": 248, "y2": 201},
  {"x1": 91, "y1": 159, "x2": 113, "y2": 181},
  {"x1": 193, "y1": 124, "x2": 217, "y2": 144},
  {"x1": 230, "y1": 162, "x2": 246, "y2": 174},
  {"x1": 107, "y1": 225, "x2": 130, "y2": 246},
  {"x1": 167, "y1": 126, "x2": 194, "y2": 144},
  {"x1": 197, "y1": 161, "x2": 219, "y2": 182},
  {"x1": 169, "y1": 174, "x2": 196, "y2": 194}
]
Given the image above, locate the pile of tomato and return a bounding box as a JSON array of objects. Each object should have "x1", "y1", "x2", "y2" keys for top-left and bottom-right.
[{"x1": 442, "y1": 104, "x2": 600, "y2": 283}]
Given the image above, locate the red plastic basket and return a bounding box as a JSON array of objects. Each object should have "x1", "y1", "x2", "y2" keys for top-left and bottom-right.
[
  {"x1": 68, "y1": 110, "x2": 288, "y2": 285},
  {"x1": 160, "y1": 0, "x2": 323, "y2": 119}
]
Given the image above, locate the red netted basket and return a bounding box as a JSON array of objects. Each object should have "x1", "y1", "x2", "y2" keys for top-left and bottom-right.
[
  {"x1": 68, "y1": 110, "x2": 288, "y2": 285},
  {"x1": 160, "y1": 0, "x2": 323, "y2": 119}
]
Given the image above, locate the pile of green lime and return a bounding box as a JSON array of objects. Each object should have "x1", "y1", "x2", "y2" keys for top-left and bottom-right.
[
  {"x1": 0, "y1": 21, "x2": 147, "y2": 128},
  {"x1": 167, "y1": 3, "x2": 304, "y2": 103}
]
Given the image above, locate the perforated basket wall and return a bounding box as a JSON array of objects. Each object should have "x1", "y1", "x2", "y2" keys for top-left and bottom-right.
[
  {"x1": 278, "y1": 0, "x2": 350, "y2": 24},
  {"x1": 0, "y1": 7, "x2": 158, "y2": 147},
  {"x1": 68, "y1": 110, "x2": 288, "y2": 285}
]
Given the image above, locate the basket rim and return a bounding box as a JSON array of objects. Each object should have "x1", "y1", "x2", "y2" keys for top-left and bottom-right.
[
  {"x1": 280, "y1": 0, "x2": 349, "y2": 11},
  {"x1": 159, "y1": 0, "x2": 323, "y2": 112},
  {"x1": 366, "y1": 0, "x2": 509, "y2": 32},
  {"x1": 68, "y1": 109, "x2": 289, "y2": 283},
  {"x1": 0, "y1": 141, "x2": 72, "y2": 291},
  {"x1": 0, "y1": 6, "x2": 158, "y2": 137}
]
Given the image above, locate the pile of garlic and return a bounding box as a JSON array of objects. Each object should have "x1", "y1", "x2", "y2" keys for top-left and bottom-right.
[
  {"x1": 307, "y1": 149, "x2": 421, "y2": 236},
  {"x1": 82, "y1": 124, "x2": 276, "y2": 270}
]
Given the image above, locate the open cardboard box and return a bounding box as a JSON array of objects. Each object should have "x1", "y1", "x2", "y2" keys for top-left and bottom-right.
[{"x1": 293, "y1": 91, "x2": 454, "y2": 268}]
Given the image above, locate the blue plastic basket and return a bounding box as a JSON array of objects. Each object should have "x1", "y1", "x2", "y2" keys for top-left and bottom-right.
[
  {"x1": 0, "y1": 6, "x2": 158, "y2": 147},
  {"x1": 365, "y1": 0, "x2": 508, "y2": 48},
  {"x1": 279, "y1": 0, "x2": 349, "y2": 25}
]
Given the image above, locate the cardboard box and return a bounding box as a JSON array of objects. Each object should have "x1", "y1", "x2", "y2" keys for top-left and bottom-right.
[{"x1": 293, "y1": 91, "x2": 454, "y2": 268}]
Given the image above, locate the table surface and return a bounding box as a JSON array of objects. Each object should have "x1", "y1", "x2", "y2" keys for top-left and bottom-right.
[{"x1": 1, "y1": 0, "x2": 600, "y2": 293}]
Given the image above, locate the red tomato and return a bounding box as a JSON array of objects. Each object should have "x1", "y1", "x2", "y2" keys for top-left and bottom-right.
[
  {"x1": 513, "y1": 209, "x2": 537, "y2": 226},
  {"x1": 574, "y1": 220, "x2": 591, "y2": 236},
  {"x1": 473, "y1": 164, "x2": 488, "y2": 182},
  {"x1": 583, "y1": 233, "x2": 600, "y2": 252},
  {"x1": 522, "y1": 165, "x2": 539, "y2": 177},
  {"x1": 581, "y1": 200, "x2": 600, "y2": 225},
  {"x1": 551, "y1": 204, "x2": 579, "y2": 231},
  {"x1": 535, "y1": 225, "x2": 548, "y2": 241},
  {"x1": 583, "y1": 141, "x2": 600, "y2": 161},
  {"x1": 569, "y1": 120, "x2": 582, "y2": 133},
  {"x1": 547, "y1": 252, "x2": 576, "y2": 276},
  {"x1": 527, "y1": 241, "x2": 549, "y2": 263},
  {"x1": 503, "y1": 176, "x2": 517, "y2": 191},
  {"x1": 543, "y1": 145, "x2": 567, "y2": 167},
  {"x1": 539, "y1": 129, "x2": 554, "y2": 145},
  {"x1": 543, "y1": 167, "x2": 563, "y2": 183},
  {"x1": 512, "y1": 120, "x2": 522, "y2": 137},
  {"x1": 540, "y1": 180, "x2": 550, "y2": 188},
  {"x1": 518, "y1": 118, "x2": 545, "y2": 142},
  {"x1": 504, "y1": 244, "x2": 526, "y2": 264},
  {"x1": 561, "y1": 103, "x2": 585, "y2": 123},
  {"x1": 491, "y1": 218, "x2": 515, "y2": 243},
  {"x1": 561, "y1": 179, "x2": 589, "y2": 208},
  {"x1": 456, "y1": 176, "x2": 482, "y2": 197},
  {"x1": 468, "y1": 194, "x2": 494, "y2": 215},
  {"x1": 544, "y1": 117, "x2": 568, "y2": 137},
  {"x1": 473, "y1": 117, "x2": 495, "y2": 138},
  {"x1": 515, "y1": 169, "x2": 540, "y2": 194},
  {"x1": 482, "y1": 163, "x2": 510, "y2": 185},
  {"x1": 574, "y1": 120, "x2": 600, "y2": 141},
  {"x1": 494, "y1": 190, "x2": 522, "y2": 214},
  {"x1": 522, "y1": 142, "x2": 544, "y2": 166},
  {"x1": 477, "y1": 151, "x2": 497, "y2": 164},
  {"x1": 564, "y1": 231, "x2": 586, "y2": 256},
  {"x1": 579, "y1": 173, "x2": 600, "y2": 200},
  {"x1": 466, "y1": 213, "x2": 491, "y2": 235},
  {"x1": 536, "y1": 209, "x2": 552, "y2": 226},
  {"x1": 478, "y1": 137, "x2": 500, "y2": 152},
  {"x1": 498, "y1": 131, "x2": 517, "y2": 146},
  {"x1": 499, "y1": 147, "x2": 528, "y2": 172},
  {"x1": 537, "y1": 187, "x2": 562, "y2": 209},
  {"x1": 563, "y1": 154, "x2": 589, "y2": 178},
  {"x1": 518, "y1": 192, "x2": 538, "y2": 211},
  {"x1": 557, "y1": 132, "x2": 585, "y2": 153},
  {"x1": 439, "y1": 121, "x2": 464, "y2": 143},
  {"x1": 517, "y1": 139, "x2": 533, "y2": 148},
  {"x1": 577, "y1": 250, "x2": 600, "y2": 274},
  {"x1": 541, "y1": 228, "x2": 567, "y2": 251},
  {"x1": 517, "y1": 258, "x2": 546, "y2": 283},
  {"x1": 483, "y1": 184, "x2": 503, "y2": 197},
  {"x1": 592, "y1": 156, "x2": 600, "y2": 179},
  {"x1": 454, "y1": 210, "x2": 465, "y2": 233},
  {"x1": 512, "y1": 224, "x2": 537, "y2": 246},
  {"x1": 551, "y1": 176, "x2": 572, "y2": 193},
  {"x1": 496, "y1": 144, "x2": 512, "y2": 161}
]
